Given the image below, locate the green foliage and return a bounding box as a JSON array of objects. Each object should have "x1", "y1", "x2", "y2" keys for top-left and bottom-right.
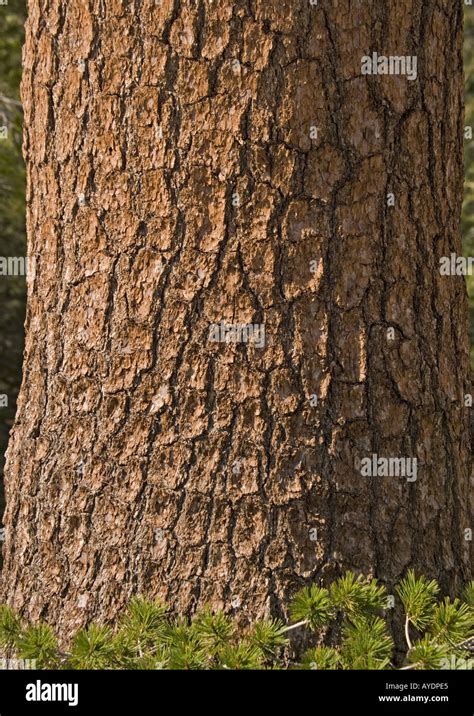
[
  {"x1": 289, "y1": 584, "x2": 332, "y2": 630},
  {"x1": 0, "y1": 573, "x2": 472, "y2": 670},
  {"x1": 0, "y1": 604, "x2": 21, "y2": 649},
  {"x1": 462, "y1": 581, "x2": 474, "y2": 608},
  {"x1": 0, "y1": 6, "x2": 25, "y2": 93},
  {"x1": 0, "y1": 1, "x2": 26, "y2": 506},
  {"x1": 330, "y1": 572, "x2": 387, "y2": 617},
  {"x1": 15, "y1": 623, "x2": 58, "y2": 669},
  {"x1": 117, "y1": 597, "x2": 168, "y2": 654},
  {"x1": 68, "y1": 624, "x2": 116, "y2": 670},
  {"x1": 430, "y1": 598, "x2": 473, "y2": 644},
  {"x1": 406, "y1": 635, "x2": 450, "y2": 671},
  {"x1": 218, "y1": 641, "x2": 264, "y2": 670},
  {"x1": 191, "y1": 608, "x2": 235, "y2": 656},
  {"x1": 396, "y1": 570, "x2": 439, "y2": 631},
  {"x1": 300, "y1": 646, "x2": 340, "y2": 670},
  {"x1": 165, "y1": 623, "x2": 207, "y2": 670},
  {"x1": 340, "y1": 616, "x2": 393, "y2": 670},
  {"x1": 247, "y1": 618, "x2": 288, "y2": 658}
]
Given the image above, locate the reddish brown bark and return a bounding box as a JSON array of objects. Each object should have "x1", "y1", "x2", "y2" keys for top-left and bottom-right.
[{"x1": 1, "y1": 0, "x2": 471, "y2": 638}]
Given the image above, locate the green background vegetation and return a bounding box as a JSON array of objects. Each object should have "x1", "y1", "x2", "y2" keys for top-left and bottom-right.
[{"x1": 0, "y1": 0, "x2": 26, "y2": 517}]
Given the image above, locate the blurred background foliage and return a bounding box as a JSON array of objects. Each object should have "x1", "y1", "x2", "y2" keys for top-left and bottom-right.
[
  {"x1": 0, "y1": 4, "x2": 474, "y2": 523},
  {"x1": 0, "y1": 0, "x2": 26, "y2": 519}
]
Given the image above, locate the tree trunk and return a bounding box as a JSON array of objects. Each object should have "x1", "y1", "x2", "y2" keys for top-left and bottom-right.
[{"x1": 1, "y1": 0, "x2": 471, "y2": 638}]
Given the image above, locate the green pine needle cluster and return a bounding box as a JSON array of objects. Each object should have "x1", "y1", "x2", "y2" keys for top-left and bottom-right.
[{"x1": 0, "y1": 572, "x2": 472, "y2": 670}]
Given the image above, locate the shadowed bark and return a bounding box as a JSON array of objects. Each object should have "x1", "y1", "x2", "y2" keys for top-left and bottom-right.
[{"x1": 1, "y1": 0, "x2": 472, "y2": 639}]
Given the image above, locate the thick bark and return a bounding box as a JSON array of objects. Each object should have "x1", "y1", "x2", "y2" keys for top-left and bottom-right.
[{"x1": 1, "y1": 0, "x2": 472, "y2": 637}]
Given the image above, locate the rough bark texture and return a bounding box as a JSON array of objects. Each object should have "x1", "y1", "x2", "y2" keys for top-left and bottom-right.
[{"x1": 1, "y1": 0, "x2": 472, "y2": 638}]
